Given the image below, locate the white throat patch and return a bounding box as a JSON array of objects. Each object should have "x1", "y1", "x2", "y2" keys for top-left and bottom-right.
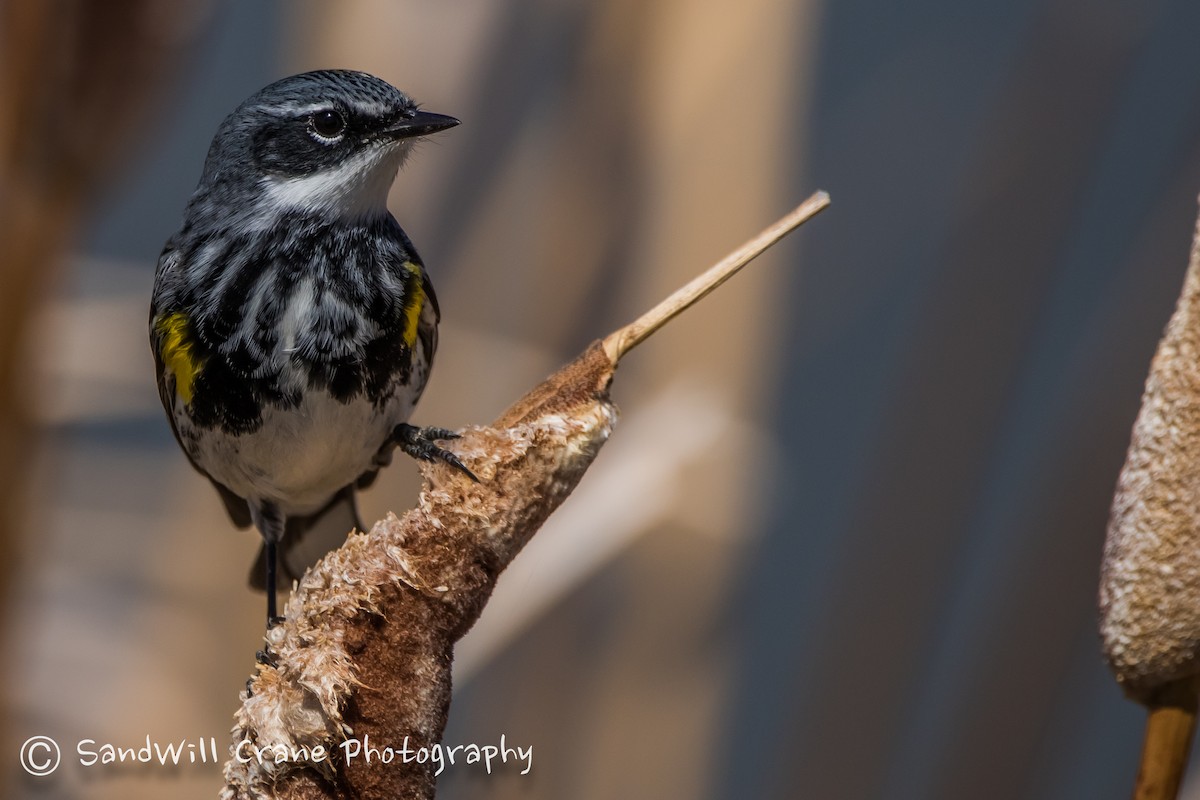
[{"x1": 259, "y1": 142, "x2": 410, "y2": 220}]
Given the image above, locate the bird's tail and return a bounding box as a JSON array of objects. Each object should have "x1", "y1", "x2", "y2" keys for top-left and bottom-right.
[{"x1": 247, "y1": 485, "x2": 364, "y2": 591}]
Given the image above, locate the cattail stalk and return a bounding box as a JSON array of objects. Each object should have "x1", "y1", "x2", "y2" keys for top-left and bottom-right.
[{"x1": 221, "y1": 192, "x2": 830, "y2": 799}]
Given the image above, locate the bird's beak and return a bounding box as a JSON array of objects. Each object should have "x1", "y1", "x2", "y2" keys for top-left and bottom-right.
[{"x1": 384, "y1": 111, "x2": 460, "y2": 139}]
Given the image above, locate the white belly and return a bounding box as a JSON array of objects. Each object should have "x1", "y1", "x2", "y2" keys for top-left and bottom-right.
[
  {"x1": 172, "y1": 272, "x2": 435, "y2": 516},
  {"x1": 181, "y1": 378, "x2": 419, "y2": 517}
]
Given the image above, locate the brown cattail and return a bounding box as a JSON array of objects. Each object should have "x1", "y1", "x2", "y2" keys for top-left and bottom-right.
[
  {"x1": 1100, "y1": 200, "x2": 1200, "y2": 799},
  {"x1": 221, "y1": 195, "x2": 829, "y2": 799}
]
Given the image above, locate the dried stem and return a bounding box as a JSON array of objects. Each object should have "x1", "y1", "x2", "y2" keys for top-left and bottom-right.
[
  {"x1": 1135, "y1": 679, "x2": 1199, "y2": 800},
  {"x1": 602, "y1": 190, "x2": 829, "y2": 363},
  {"x1": 221, "y1": 195, "x2": 829, "y2": 799}
]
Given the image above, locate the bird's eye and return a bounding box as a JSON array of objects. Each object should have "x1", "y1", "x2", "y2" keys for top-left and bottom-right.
[{"x1": 309, "y1": 109, "x2": 346, "y2": 141}]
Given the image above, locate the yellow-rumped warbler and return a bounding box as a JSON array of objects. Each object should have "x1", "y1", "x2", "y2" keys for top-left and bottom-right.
[{"x1": 150, "y1": 70, "x2": 472, "y2": 627}]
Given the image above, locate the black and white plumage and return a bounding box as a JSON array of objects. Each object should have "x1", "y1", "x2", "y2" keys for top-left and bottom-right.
[{"x1": 149, "y1": 70, "x2": 466, "y2": 625}]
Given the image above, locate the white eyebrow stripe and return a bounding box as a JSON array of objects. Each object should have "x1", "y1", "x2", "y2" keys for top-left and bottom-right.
[{"x1": 252, "y1": 101, "x2": 394, "y2": 117}]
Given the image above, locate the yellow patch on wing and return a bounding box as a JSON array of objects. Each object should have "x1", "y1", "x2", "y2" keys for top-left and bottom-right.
[
  {"x1": 154, "y1": 311, "x2": 203, "y2": 404},
  {"x1": 401, "y1": 261, "x2": 425, "y2": 348}
]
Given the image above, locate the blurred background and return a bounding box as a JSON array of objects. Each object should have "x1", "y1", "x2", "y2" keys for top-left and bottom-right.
[{"x1": 4, "y1": 0, "x2": 1200, "y2": 798}]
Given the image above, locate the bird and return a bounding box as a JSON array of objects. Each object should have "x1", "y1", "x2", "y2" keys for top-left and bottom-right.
[{"x1": 149, "y1": 69, "x2": 473, "y2": 629}]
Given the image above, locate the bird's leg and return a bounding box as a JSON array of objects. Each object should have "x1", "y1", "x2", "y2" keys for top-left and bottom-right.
[
  {"x1": 249, "y1": 500, "x2": 286, "y2": 630},
  {"x1": 265, "y1": 538, "x2": 279, "y2": 624},
  {"x1": 392, "y1": 423, "x2": 479, "y2": 482}
]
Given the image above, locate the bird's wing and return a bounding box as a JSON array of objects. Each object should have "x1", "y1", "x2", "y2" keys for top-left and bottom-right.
[{"x1": 150, "y1": 292, "x2": 253, "y2": 531}]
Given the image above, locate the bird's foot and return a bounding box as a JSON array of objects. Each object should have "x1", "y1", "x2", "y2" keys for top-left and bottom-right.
[{"x1": 393, "y1": 423, "x2": 479, "y2": 482}]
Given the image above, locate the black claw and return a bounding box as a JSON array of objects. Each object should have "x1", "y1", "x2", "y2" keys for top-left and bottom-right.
[
  {"x1": 268, "y1": 615, "x2": 287, "y2": 628},
  {"x1": 393, "y1": 423, "x2": 479, "y2": 482},
  {"x1": 256, "y1": 648, "x2": 278, "y2": 668},
  {"x1": 436, "y1": 449, "x2": 480, "y2": 483},
  {"x1": 245, "y1": 678, "x2": 255, "y2": 697}
]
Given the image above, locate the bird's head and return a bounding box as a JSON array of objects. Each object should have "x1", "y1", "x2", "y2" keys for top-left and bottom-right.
[{"x1": 196, "y1": 69, "x2": 458, "y2": 222}]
